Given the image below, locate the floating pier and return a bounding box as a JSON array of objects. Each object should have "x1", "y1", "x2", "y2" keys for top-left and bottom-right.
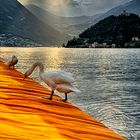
[{"x1": 0, "y1": 60, "x2": 125, "y2": 140}]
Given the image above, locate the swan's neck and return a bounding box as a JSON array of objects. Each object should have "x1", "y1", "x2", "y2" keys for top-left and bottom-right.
[{"x1": 31, "y1": 62, "x2": 44, "y2": 73}]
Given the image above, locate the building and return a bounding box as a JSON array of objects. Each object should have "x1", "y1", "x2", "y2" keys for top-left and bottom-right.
[{"x1": 121, "y1": 10, "x2": 130, "y2": 16}]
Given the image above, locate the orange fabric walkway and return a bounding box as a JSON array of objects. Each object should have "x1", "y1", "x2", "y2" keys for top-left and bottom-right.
[{"x1": 0, "y1": 61, "x2": 125, "y2": 140}]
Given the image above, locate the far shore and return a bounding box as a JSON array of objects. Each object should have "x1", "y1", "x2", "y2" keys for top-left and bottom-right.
[{"x1": 1, "y1": 46, "x2": 140, "y2": 49}]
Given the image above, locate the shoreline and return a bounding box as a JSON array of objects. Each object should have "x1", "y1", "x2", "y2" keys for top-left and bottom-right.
[{"x1": 1, "y1": 46, "x2": 140, "y2": 49}]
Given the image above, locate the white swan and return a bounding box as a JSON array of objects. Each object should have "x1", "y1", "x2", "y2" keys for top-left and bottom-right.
[
  {"x1": 7, "y1": 55, "x2": 18, "y2": 69},
  {"x1": 23, "y1": 62, "x2": 80, "y2": 101}
]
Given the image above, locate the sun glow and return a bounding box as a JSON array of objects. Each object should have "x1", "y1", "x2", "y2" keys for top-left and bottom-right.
[
  {"x1": 47, "y1": 0, "x2": 64, "y2": 6},
  {"x1": 18, "y1": 0, "x2": 29, "y2": 5},
  {"x1": 44, "y1": 48, "x2": 64, "y2": 70},
  {"x1": 46, "y1": 0, "x2": 70, "y2": 17},
  {"x1": 18, "y1": 0, "x2": 71, "y2": 17},
  {"x1": 18, "y1": 0, "x2": 64, "y2": 6}
]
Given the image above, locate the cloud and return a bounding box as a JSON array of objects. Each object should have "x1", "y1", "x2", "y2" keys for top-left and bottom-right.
[
  {"x1": 66, "y1": 0, "x2": 80, "y2": 7},
  {"x1": 23, "y1": 0, "x2": 79, "y2": 7},
  {"x1": 80, "y1": 0, "x2": 131, "y2": 9},
  {"x1": 19, "y1": 0, "x2": 131, "y2": 16}
]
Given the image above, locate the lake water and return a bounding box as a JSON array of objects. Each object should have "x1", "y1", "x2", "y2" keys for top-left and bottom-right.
[{"x1": 0, "y1": 47, "x2": 140, "y2": 140}]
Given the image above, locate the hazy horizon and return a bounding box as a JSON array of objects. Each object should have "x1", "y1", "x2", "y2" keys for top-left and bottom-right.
[{"x1": 18, "y1": 0, "x2": 132, "y2": 16}]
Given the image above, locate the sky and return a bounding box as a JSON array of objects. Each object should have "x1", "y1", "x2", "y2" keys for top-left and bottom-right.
[{"x1": 18, "y1": 0, "x2": 132, "y2": 16}]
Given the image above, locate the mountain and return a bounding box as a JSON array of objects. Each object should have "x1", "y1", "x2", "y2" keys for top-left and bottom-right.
[
  {"x1": 26, "y1": 4, "x2": 91, "y2": 27},
  {"x1": 0, "y1": 0, "x2": 70, "y2": 45},
  {"x1": 66, "y1": 13, "x2": 140, "y2": 48},
  {"x1": 95, "y1": 0, "x2": 140, "y2": 22},
  {"x1": 26, "y1": 4, "x2": 98, "y2": 36},
  {"x1": 33, "y1": 0, "x2": 138, "y2": 37},
  {"x1": 0, "y1": 34, "x2": 42, "y2": 47},
  {"x1": 63, "y1": 13, "x2": 103, "y2": 36},
  {"x1": 66, "y1": 0, "x2": 140, "y2": 36},
  {"x1": 106, "y1": 0, "x2": 140, "y2": 15}
]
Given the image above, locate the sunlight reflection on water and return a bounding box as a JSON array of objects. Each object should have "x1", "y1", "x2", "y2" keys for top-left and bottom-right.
[{"x1": 0, "y1": 47, "x2": 140, "y2": 140}]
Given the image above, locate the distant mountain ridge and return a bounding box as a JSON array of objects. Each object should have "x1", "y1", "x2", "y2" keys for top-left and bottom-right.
[
  {"x1": 90, "y1": 0, "x2": 140, "y2": 25},
  {"x1": 26, "y1": 4, "x2": 102, "y2": 36},
  {"x1": 66, "y1": 13, "x2": 140, "y2": 48},
  {"x1": 64, "y1": 0, "x2": 140, "y2": 36},
  {"x1": 0, "y1": 0, "x2": 70, "y2": 45},
  {"x1": 26, "y1": 4, "x2": 91, "y2": 26}
]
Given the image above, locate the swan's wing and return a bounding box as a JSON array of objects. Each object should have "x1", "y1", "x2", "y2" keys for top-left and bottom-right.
[
  {"x1": 59, "y1": 71, "x2": 74, "y2": 77},
  {"x1": 44, "y1": 71, "x2": 75, "y2": 84},
  {"x1": 57, "y1": 84, "x2": 80, "y2": 93}
]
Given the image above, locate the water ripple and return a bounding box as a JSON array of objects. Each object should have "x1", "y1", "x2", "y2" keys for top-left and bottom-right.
[{"x1": 1, "y1": 48, "x2": 140, "y2": 140}]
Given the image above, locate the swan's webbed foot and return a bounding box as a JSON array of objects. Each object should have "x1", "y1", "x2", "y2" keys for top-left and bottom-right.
[
  {"x1": 62, "y1": 99, "x2": 67, "y2": 102},
  {"x1": 43, "y1": 90, "x2": 54, "y2": 100},
  {"x1": 62, "y1": 93, "x2": 68, "y2": 102},
  {"x1": 48, "y1": 97, "x2": 52, "y2": 100}
]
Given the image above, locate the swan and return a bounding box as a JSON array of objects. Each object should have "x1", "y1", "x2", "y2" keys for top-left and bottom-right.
[
  {"x1": 7, "y1": 55, "x2": 18, "y2": 69},
  {"x1": 23, "y1": 62, "x2": 80, "y2": 102}
]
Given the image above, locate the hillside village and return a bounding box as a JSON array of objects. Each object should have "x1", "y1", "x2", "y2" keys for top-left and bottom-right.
[{"x1": 0, "y1": 34, "x2": 42, "y2": 47}]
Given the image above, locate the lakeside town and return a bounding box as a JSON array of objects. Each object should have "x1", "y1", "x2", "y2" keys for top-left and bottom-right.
[
  {"x1": 65, "y1": 36, "x2": 140, "y2": 48},
  {"x1": 0, "y1": 34, "x2": 43, "y2": 47}
]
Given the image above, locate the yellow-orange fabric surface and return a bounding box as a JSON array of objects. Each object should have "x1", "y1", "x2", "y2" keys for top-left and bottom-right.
[{"x1": 0, "y1": 61, "x2": 125, "y2": 140}]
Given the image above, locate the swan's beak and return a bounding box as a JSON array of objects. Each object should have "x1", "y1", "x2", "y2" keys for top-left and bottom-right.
[{"x1": 23, "y1": 74, "x2": 27, "y2": 80}]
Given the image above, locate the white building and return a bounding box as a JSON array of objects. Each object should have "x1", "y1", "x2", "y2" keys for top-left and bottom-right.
[{"x1": 132, "y1": 37, "x2": 139, "y2": 42}]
